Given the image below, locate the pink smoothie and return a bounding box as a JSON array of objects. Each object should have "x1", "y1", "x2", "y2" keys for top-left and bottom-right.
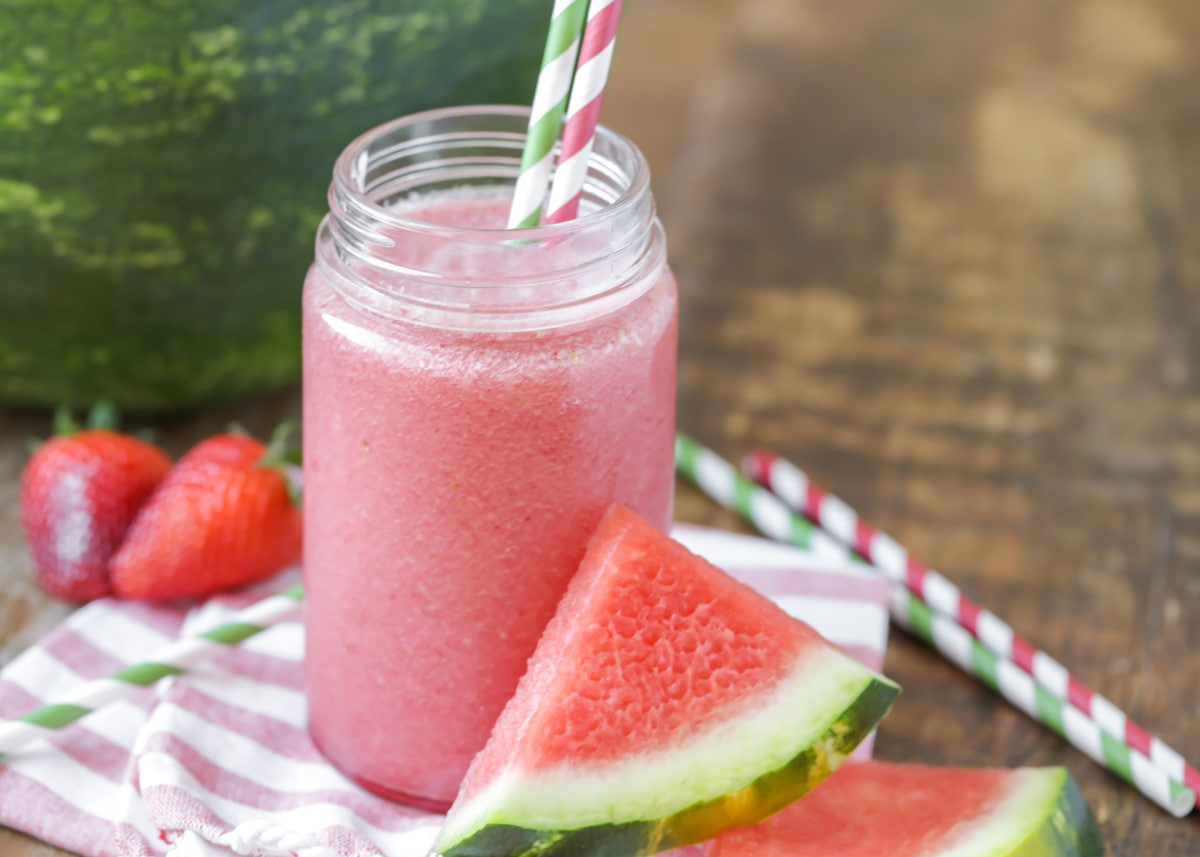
[{"x1": 302, "y1": 191, "x2": 678, "y2": 808}]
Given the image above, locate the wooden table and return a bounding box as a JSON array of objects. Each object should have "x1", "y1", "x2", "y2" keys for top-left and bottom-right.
[{"x1": 3, "y1": 0, "x2": 1198, "y2": 852}]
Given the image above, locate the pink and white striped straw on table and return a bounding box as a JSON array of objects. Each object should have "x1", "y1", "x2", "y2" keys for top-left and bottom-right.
[
  {"x1": 743, "y1": 449, "x2": 1200, "y2": 798},
  {"x1": 675, "y1": 434, "x2": 1193, "y2": 816},
  {"x1": 543, "y1": 0, "x2": 624, "y2": 225}
]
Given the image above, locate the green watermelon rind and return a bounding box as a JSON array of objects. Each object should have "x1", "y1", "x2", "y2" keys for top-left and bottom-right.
[
  {"x1": 1045, "y1": 771, "x2": 1105, "y2": 857},
  {"x1": 975, "y1": 767, "x2": 1104, "y2": 857},
  {"x1": 436, "y1": 660, "x2": 899, "y2": 857},
  {"x1": 710, "y1": 763, "x2": 1104, "y2": 854},
  {"x1": 709, "y1": 764, "x2": 1104, "y2": 857}
]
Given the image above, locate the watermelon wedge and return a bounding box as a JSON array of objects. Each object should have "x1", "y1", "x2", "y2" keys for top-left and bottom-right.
[
  {"x1": 434, "y1": 505, "x2": 900, "y2": 857},
  {"x1": 705, "y1": 762, "x2": 1104, "y2": 857}
]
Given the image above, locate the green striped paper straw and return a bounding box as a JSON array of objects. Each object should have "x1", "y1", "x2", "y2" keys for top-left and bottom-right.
[
  {"x1": 507, "y1": 0, "x2": 590, "y2": 229},
  {"x1": 892, "y1": 587, "x2": 1195, "y2": 817},
  {"x1": 746, "y1": 448, "x2": 1200, "y2": 797},
  {"x1": 674, "y1": 432, "x2": 1196, "y2": 818},
  {"x1": 0, "y1": 586, "x2": 303, "y2": 755}
]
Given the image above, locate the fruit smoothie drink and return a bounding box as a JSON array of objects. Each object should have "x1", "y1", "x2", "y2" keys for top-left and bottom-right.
[{"x1": 302, "y1": 106, "x2": 678, "y2": 809}]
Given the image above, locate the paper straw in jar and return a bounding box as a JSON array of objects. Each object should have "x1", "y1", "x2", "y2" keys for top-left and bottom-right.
[
  {"x1": 0, "y1": 586, "x2": 303, "y2": 756},
  {"x1": 673, "y1": 432, "x2": 1196, "y2": 817},
  {"x1": 744, "y1": 448, "x2": 1200, "y2": 798},
  {"x1": 507, "y1": 0, "x2": 591, "y2": 229},
  {"x1": 543, "y1": 0, "x2": 624, "y2": 225}
]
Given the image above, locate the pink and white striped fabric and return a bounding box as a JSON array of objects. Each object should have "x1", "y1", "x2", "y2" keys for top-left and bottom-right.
[{"x1": 0, "y1": 529, "x2": 890, "y2": 857}]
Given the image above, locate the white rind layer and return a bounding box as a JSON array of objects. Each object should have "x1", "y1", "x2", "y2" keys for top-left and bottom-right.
[
  {"x1": 932, "y1": 767, "x2": 1066, "y2": 857},
  {"x1": 438, "y1": 645, "x2": 890, "y2": 847}
]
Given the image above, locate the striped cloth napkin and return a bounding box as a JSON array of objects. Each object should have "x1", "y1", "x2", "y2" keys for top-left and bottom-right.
[{"x1": 0, "y1": 527, "x2": 890, "y2": 857}]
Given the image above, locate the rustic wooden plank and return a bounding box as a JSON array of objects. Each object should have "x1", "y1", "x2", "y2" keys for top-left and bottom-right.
[
  {"x1": 658, "y1": 0, "x2": 1200, "y2": 849},
  {"x1": 0, "y1": 829, "x2": 69, "y2": 857}
]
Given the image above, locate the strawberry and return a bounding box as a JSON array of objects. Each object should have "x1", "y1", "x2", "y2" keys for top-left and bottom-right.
[
  {"x1": 20, "y1": 423, "x2": 172, "y2": 603},
  {"x1": 109, "y1": 431, "x2": 302, "y2": 601}
]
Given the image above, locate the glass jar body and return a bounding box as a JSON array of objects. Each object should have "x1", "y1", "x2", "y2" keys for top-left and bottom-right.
[{"x1": 301, "y1": 106, "x2": 678, "y2": 808}]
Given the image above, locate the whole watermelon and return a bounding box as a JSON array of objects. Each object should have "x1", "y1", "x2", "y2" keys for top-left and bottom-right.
[{"x1": 0, "y1": 0, "x2": 547, "y2": 411}]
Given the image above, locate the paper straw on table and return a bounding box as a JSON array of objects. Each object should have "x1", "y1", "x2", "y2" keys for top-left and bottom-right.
[
  {"x1": 891, "y1": 586, "x2": 1195, "y2": 817},
  {"x1": 507, "y1": 0, "x2": 590, "y2": 229},
  {"x1": 0, "y1": 586, "x2": 303, "y2": 756},
  {"x1": 744, "y1": 448, "x2": 1200, "y2": 798},
  {"x1": 543, "y1": 0, "x2": 624, "y2": 225},
  {"x1": 673, "y1": 433, "x2": 1196, "y2": 817}
]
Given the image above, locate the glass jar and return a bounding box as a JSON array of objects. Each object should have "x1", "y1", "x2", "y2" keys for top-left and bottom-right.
[{"x1": 302, "y1": 105, "x2": 678, "y2": 809}]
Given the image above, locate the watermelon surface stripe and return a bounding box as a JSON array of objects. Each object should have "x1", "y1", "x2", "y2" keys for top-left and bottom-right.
[{"x1": 0, "y1": 1, "x2": 550, "y2": 410}]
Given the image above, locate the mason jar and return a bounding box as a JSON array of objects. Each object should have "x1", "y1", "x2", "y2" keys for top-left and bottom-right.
[{"x1": 302, "y1": 105, "x2": 678, "y2": 809}]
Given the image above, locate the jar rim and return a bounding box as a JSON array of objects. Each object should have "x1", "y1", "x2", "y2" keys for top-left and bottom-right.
[
  {"x1": 316, "y1": 103, "x2": 667, "y2": 333},
  {"x1": 331, "y1": 103, "x2": 652, "y2": 238}
]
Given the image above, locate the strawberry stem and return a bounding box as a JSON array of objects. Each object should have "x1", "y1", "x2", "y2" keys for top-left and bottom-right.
[
  {"x1": 281, "y1": 465, "x2": 304, "y2": 507},
  {"x1": 268, "y1": 421, "x2": 297, "y2": 452},
  {"x1": 53, "y1": 406, "x2": 79, "y2": 436},
  {"x1": 259, "y1": 421, "x2": 303, "y2": 506},
  {"x1": 261, "y1": 421, "x2": 300, "y2": 466},
  {"x1": 87, "y1": 401, "x2": 119, "y2": 431}
]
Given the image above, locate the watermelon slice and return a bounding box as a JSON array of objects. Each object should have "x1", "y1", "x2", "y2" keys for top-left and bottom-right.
[
  {"x1": 705, "y1": 762, "x2": 1104, "y2": 857},
  {"x1": 434, "y1": 505, "x2": 900, "y2": 857}
]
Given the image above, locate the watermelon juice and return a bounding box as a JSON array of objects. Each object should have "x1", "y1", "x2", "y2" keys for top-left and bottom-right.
[{"x1": 302, "y1": 107, "x2": 678, "y2": 809}]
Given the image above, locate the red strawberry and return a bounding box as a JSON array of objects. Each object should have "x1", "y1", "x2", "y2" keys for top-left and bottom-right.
[
  {"x1": 20, "y1": 430, "x2": 172, "y2": 602},
  {"x1": 109, "y1": 432, "x2": 302, "y2": 601}
]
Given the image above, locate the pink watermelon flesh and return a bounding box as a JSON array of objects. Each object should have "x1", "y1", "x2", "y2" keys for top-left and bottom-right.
[
  {"x1": 466, "y1": 502, "x2": 858, "y2": 789},
  {"x1": 706, "y1": 762, "x2": 1103, "y2": 857},
  {"x1": 437, "y1": 504, "x2": 898, "y2": 856}
]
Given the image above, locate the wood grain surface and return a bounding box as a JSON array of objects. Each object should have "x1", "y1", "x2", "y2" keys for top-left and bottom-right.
[{"x1": 2, "y1": 0, "x2": 1198, "y2": 853}]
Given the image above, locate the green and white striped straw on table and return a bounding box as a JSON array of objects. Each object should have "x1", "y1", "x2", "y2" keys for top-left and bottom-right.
[
  {"x1": 507, "y1": 0, "x2": 590, "y2": 229},
  {"x1": 0, "y1": 586, "x2": 303, "y2": 756},
  {"x1": 744, "y1": 448, "x2": 1200, "y2": 799},
  {"x1": 891, "y1": 587, "x2": 1195, "y2": 817},
  {"x1": 673, "y1": 432, "x2": 1196, "y2": 818}
]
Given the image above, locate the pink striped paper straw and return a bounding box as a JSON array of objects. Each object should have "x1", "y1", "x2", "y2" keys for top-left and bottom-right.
[
  {"x1": 675, "y1": 434, "x2": 1193, "y2": 816},
  {"x1": 744, "y1": 449, "x2": 1200, "y2": 797},
  {"x1": 543, "y1": 0, "x2": 623, "y2": 225},
  {"x1": 507, "y1": 0, "x2": 589, "y2": 229}
]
